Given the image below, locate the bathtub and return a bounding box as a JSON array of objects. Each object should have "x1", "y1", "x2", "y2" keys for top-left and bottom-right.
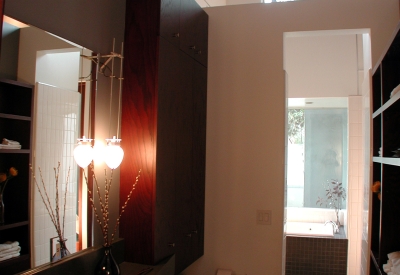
[{"x1": 286, "y1": 222, "x2": 334, "y2": 238}]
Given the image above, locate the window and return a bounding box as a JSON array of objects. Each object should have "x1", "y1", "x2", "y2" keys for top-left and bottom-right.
[{"x1": 287, "y1": 108, "x2": 348, "y2": 208}]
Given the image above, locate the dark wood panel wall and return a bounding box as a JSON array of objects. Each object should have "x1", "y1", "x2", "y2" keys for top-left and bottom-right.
[
  {"x1": 120, "y1": 0, "x2": 161, "y2": 265},
  {"x1": 0, "y1": 0, "x2": 4, "y2": 57},
  {"x1": 120, "y1": 0, "x2": 207, "y2": 273}
]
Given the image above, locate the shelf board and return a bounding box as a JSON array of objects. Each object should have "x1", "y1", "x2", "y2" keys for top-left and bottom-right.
[
  {"x1": 0, "y1": 149, "x2": 30, "y2": 154},
  {"x1": 373, "y1": 86, "x2": 400, "y2": 118},
  {"x1": 0, "y1": 113, "x2": 31, "y2": 121},
  {"x1": 373, "y1": 156, "x2": 400, "y2": 166},
  {"x1": 0, "y1": 253, "x2": 29, "y2": 267},
  {"x1": 0, "y1": 220, "x2": 29, "y2": 230},
  {"x1": 0, "y1": 78, "x2": 34, "y2": 89}
]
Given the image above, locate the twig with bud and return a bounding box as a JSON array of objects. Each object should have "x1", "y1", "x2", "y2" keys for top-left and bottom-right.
[
  {"x1": 30, "y1": 162, "x2": 70, "y2": 244},
  {"x1": 83, "y1": 162, "x2": 141, "y2": 246}
]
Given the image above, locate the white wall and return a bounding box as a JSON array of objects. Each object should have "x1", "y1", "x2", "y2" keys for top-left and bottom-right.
[
  {"x1": 285, "y1": 33, "x2": 359, "y2": 98},
  {"x1": 18, "y1": 27, "x2": 76, "y2": 85},
  {"x1": 285, "y1": 30, "x2": 369, "y2": 275},
  {"x1": 181, "y1": 1, "x2": 399, "y2": 274},
  {"x1": 36, "y1": 50, "x2": 80, "y2": 91}
]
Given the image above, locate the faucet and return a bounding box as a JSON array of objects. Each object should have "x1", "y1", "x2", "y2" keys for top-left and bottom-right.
[{"x1": 324, "y1": 220, "x2": 339, "y2": 234}]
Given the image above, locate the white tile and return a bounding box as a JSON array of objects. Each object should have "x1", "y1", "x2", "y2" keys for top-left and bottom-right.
[
  {"x1": 350, "y1": 190, "x2": 359, "y2": 203},
  {"x1": 348, "y1": 264, "x2": 356, "y2": 275},
  {"x1": 358, "y1": 176, "x2": 365, "y2": 189},
  {"x1": 349, "y1": 136, "x2": 361, "y2": 150},
  {"x1": 349, "y1": 162, "x2": 359, "y2": 176},
  {"x1": 357, "y1": 215, "x2": 364, "y2": 231},
  {"x1": 349, "y1": 110, "x2": 362, "y2": 124},
  {"x1": 349, "y1": 149, "x2": 361, "y2": 164},
  {"x1": 353, "y1": 202, "x2": 361, "y2": 216},
  {"x1": 354, "y1": 264, "x2": 361, "y2": 275},
  {"x1": 350, "y1": 122, "x2": 362, "y2": 137},
  {"x1": 347, "y1": 252, "x2": 356, "y2": 263},
  {"x1": 356, "y1": 123, "x2": 363, "y2": 136},
  {"x1": 349, "y1": 176, "x2": 359, "y2": 189},
  {"x1": 349, "y1": 96, "x2": 362, "y2": 110}
]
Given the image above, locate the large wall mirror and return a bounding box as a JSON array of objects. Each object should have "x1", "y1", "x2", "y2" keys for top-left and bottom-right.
[{"x1": 0, "y1": 15, "x2": 94, "y2": 271}]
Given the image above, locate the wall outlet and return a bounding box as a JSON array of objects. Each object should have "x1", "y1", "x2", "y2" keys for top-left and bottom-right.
[{"x1": 257, "y1": 210, "x2": 271, "y2": 225}]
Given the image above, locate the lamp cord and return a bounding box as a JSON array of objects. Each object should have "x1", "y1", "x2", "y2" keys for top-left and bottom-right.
[
  {"x1": 116, "y1": 42, "x2": 124, "y2": 140},
  {"x1": 108, "y1": 39, "x2": 116, "y2": 139}
]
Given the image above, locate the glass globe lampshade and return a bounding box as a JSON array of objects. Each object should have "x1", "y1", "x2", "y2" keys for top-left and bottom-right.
[
  {"x1": 73, "y1": 137, "x2": 94, "y2": 168},
  {"x1": 104, "y1": 137, "x2": 124, "y2": 169}
]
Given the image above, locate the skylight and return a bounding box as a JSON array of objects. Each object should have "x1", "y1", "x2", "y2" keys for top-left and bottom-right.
[{"x1": 264, "y1": 0, "x2": 295, "y2": 3}]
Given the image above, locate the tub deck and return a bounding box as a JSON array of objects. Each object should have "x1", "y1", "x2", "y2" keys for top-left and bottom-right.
[{"x1": 286, "y1": 222, "x2": 334, "y2": 238}]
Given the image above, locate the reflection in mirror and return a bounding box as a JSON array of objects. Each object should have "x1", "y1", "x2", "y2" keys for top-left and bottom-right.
[{"x1": 0, "y1": 16, "x2": 92, "y2": 269}]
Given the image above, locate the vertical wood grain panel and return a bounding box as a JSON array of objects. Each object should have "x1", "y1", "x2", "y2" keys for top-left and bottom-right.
[
  {"x1": 121, "y1": 0, "x2": 207, "y2": 270},
  {"x1": 0, "y1": 0, "x2": 4, "y2": 59},
  {"x1": 120, "y1": 0, "x2": 161, "y2": 264}
]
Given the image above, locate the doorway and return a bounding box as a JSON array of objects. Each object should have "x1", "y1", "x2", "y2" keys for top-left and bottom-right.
[{"x1": 283, "y1": 29, "x2": 372, "y2": 275}]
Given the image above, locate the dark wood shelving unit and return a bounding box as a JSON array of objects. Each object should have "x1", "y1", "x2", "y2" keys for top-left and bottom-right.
[
  {"x1": 370, "y1": 251, "x2": 385, "y2": 275},
  {"x1": 0, "y1": 78, "x2": 33, "y2": 274},
  {"x1": 0, "y1": 220, "x2": 29, "y2": 230},
  {"x1": 120, "y1": 0, "x2": 207, "y2": 274},
  {"x1": 0, "y1": 113, "x2": 31, "y2": 121},
  {"x1": 370, "y1": 22, "x2": 400, "y2": 275},
  {"x1": 0, "y1": 254, "x2": 30, "y2": 268}
]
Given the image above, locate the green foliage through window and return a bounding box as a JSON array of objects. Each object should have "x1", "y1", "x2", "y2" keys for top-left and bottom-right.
[{"x1": 287, "y1": 109, "x2": 304, "y2": 144}]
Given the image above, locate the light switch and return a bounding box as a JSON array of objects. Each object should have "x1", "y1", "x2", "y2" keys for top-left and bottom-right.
[{"x1": 257, "y1": 210, "x2": 271, "y2": 225}]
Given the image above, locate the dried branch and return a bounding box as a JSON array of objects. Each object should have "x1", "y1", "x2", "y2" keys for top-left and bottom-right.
[
  {"x1": 82, "y1": 168, "x2": 104, "y2": 234},
  {"x1": 30, "y1": 163, "x2": 70, "y2": 242},
  {"x1": 83, "y1": 163, "x2": 141, "y2": 246},
  {"x1": 110, "y1": 169, "x2": 141, "y2": 244},
  {"x1": 54, "y1": 164, "x2": 61, "y2": 241},
  {"x1": 62, "y1": 168, "x2": 71, "y2": 238}
]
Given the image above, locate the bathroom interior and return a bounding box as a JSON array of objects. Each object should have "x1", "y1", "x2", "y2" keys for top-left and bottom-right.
[
  {"x1": 1, "y1": 20, "x2": 363, "y2": 275},
  {"x1": 284, "y1": 29, "x2": 371, "y2": 275},
  {"x1": 2, "y1": 0, "x2": 400, "y2": 275}
]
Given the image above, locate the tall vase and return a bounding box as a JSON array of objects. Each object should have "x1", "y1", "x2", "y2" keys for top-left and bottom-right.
[
  {"x1": 51, "y1": 239, "x2": 70, "y2": 262},
  {"x1": 0, "y1": 191, "x2": 4, "y2": 225},
  {"x1": 95, "y1": 246, "x2": 120, "y2": 275},
  {"x1": 335, "y1": 208, "x2": 340, "y2": 227}
]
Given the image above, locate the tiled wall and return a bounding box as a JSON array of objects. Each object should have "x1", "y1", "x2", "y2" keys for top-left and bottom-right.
[
  {"x1": 31, "y1": 83, "x2": 80, "y2": 266},
  {"x1": 286, "y1": 233, "x2": 348, "y2": 275},
  {"x1": 286, "y1": 207, "x2": 345, "y2": 225},
  {"x1": 286, "y1": 97, "x2": 364, "y2": 275},
  {"x1": 360, "y1": 74, "x2": 372, "y2": 275},
  {"x1": 347, "y1": 96, "x2": 364, "y2": 275}
]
